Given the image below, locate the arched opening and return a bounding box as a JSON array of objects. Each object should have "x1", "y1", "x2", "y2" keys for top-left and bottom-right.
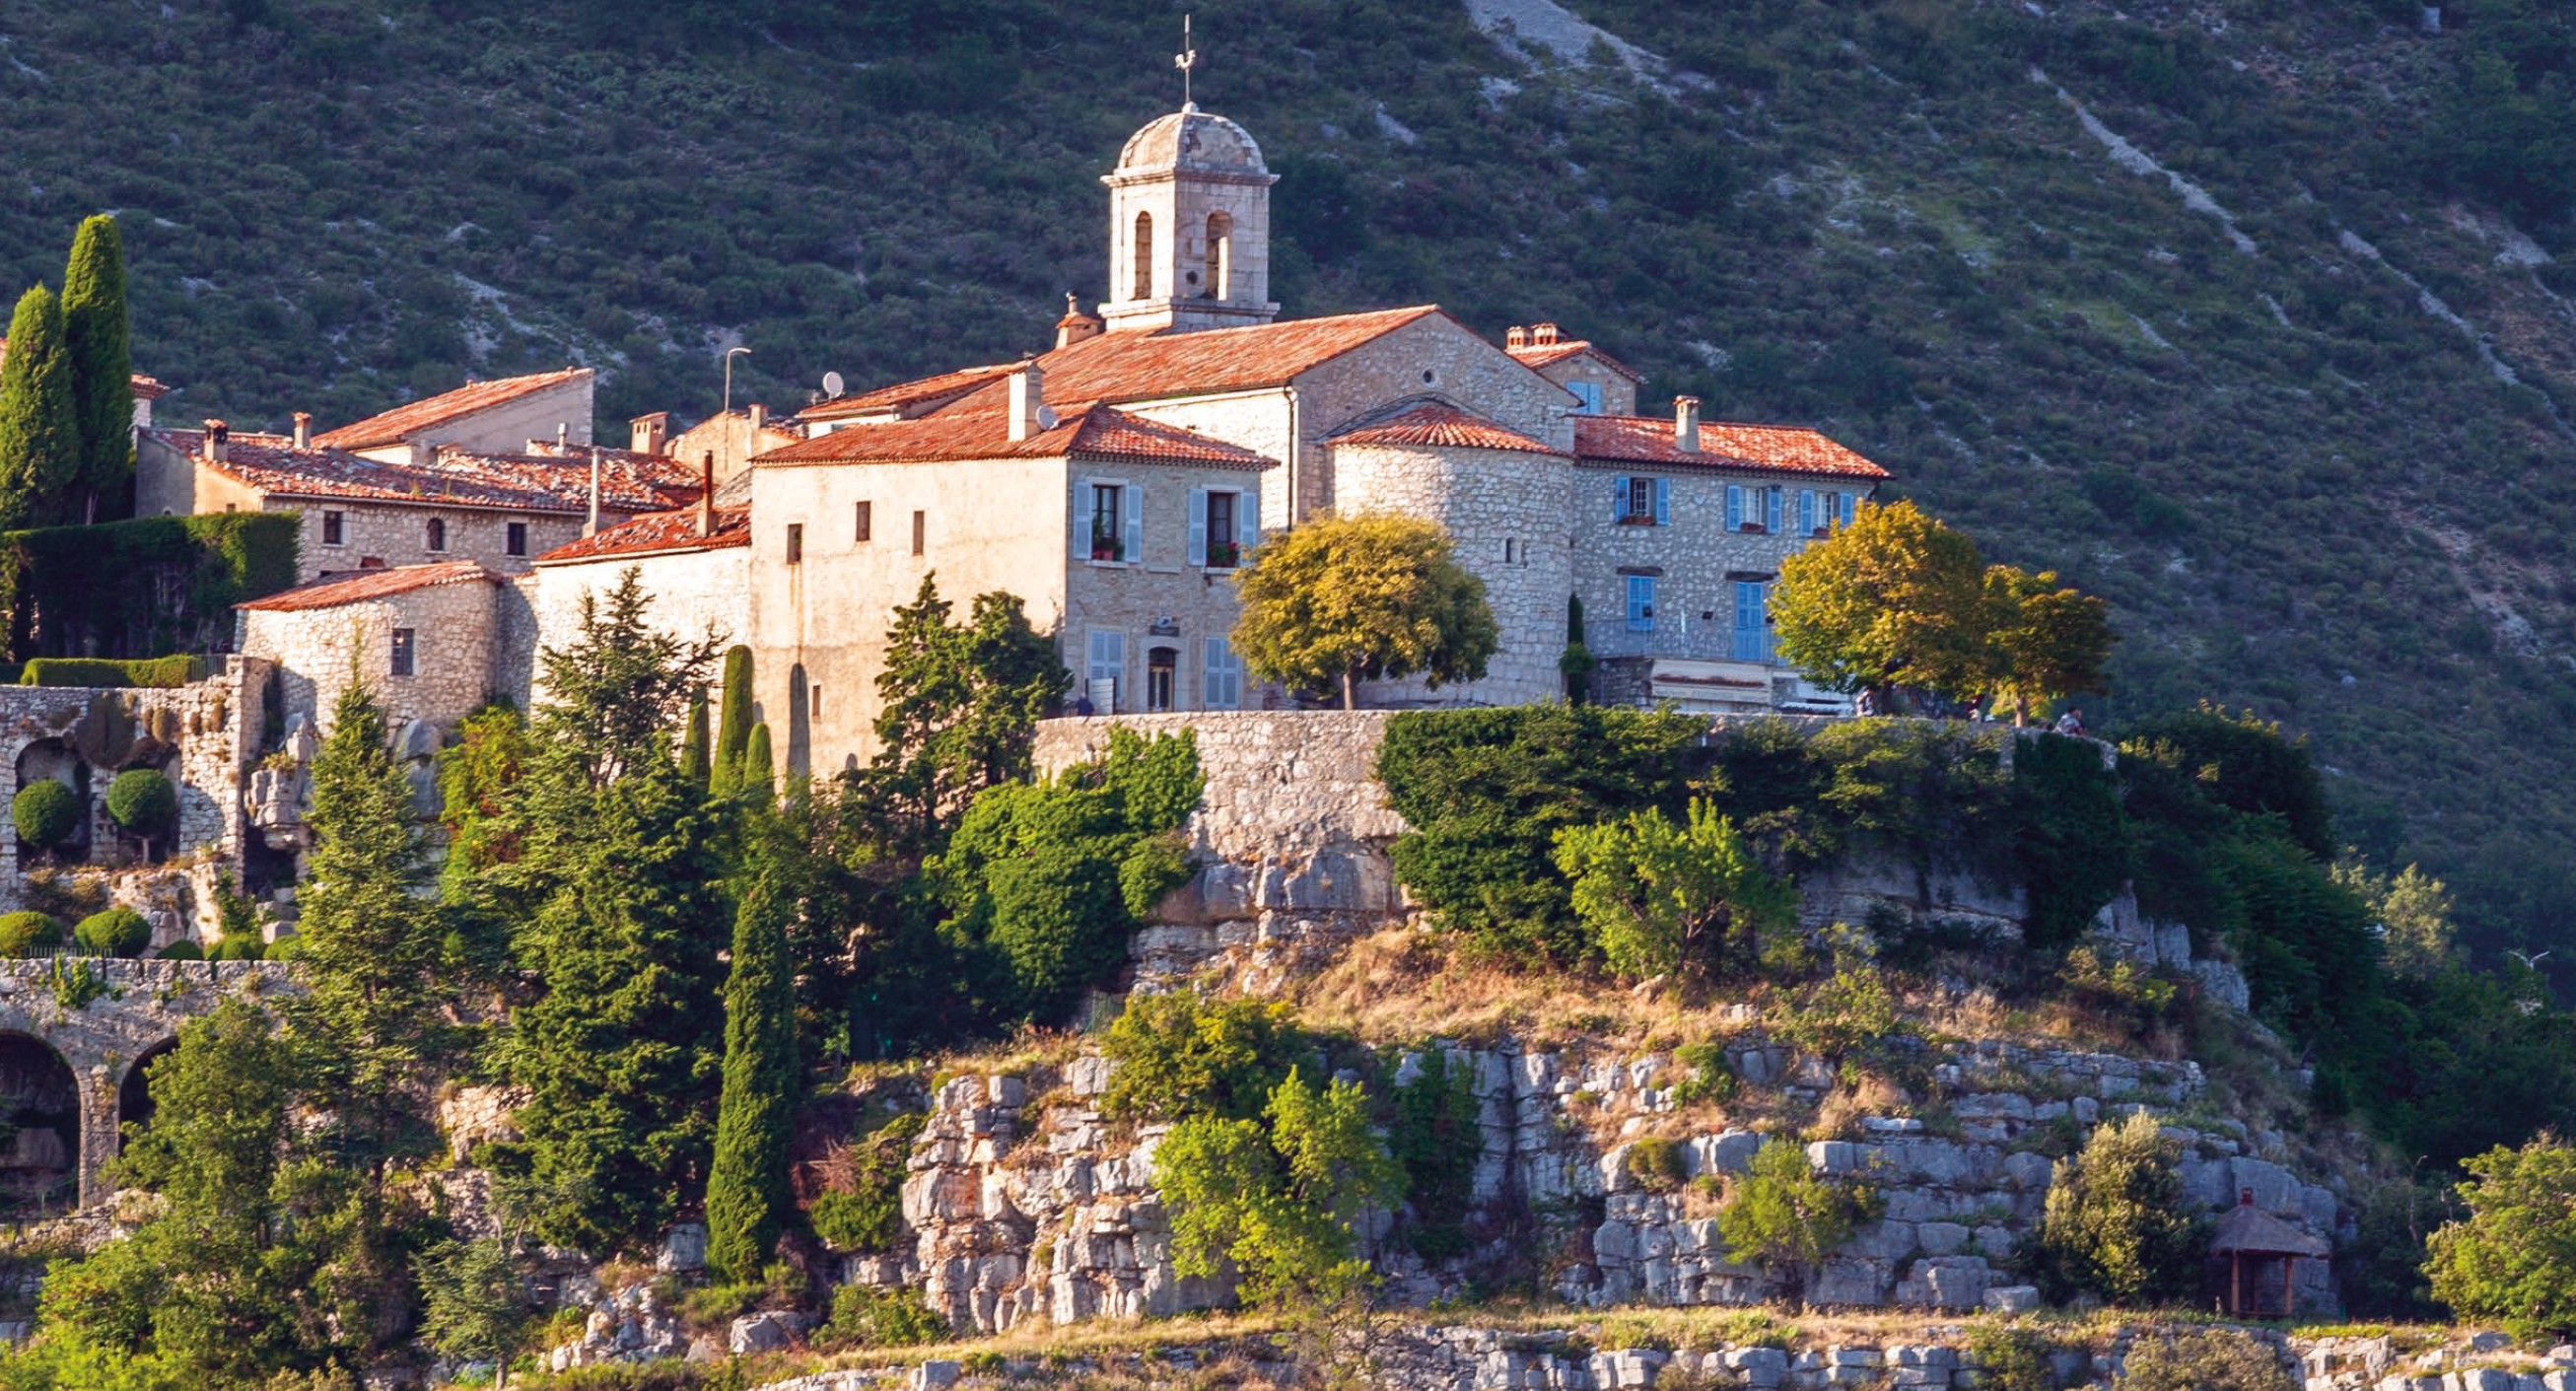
[
  {"x1": 0, "y1": 1034, "x2": 80, "y2": 1217},
  {"x1": 1206, "y1": 212, "x2": 1233, "y2": 301},
  {"x1": 1131, "y1": 211, "x2": 1154, "y2": 300},
  {"x1": 117, "y1": 1038, "x2": 178, "y2": 1153}
]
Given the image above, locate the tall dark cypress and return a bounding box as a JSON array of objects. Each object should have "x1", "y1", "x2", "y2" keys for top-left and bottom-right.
[
  {"x1": 702, "y1": 864, "x2": 800, "y2": 1284},
  {"x1": 61, "y1": 215, "x2": 131, "y2": 523},
  {"x1": 680, "y1": 686, "x2": 712, "y2": 790},
  {"x1": 712, "y1": 645, "x2": 754, "y2": 797},
  {"x1": 0, "y1": 286, "x2": 78, "y2": 530}
]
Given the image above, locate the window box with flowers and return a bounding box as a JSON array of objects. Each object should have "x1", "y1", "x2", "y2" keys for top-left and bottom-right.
[{"x1": 1206, "y1": 539, "x2": 1241, "y2": 569}]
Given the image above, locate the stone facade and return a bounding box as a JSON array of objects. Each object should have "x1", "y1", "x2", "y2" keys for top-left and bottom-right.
[
  {"x1": 239, "y1": 571, "x2": 506, "y2": 737},
  {"x1": 1097, "y1": 109, "x2": 1281, "y2": 334}
]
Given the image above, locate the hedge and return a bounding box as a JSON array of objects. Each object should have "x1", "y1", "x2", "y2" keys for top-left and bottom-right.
[
  {"x1": 20, "y1": 655, "x2": 203, "y2": 688},
  {"x1": 0, "y1": 512, "x2": 298, "y2": 661}
]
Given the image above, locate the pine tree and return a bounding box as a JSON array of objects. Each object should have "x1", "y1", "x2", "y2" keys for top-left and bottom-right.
[
  {"x1": 680, "y1": 686, "x2": 711, "y2": 790},
  {"x1": 703, "y1": 863, "x2": 800, "y2": 1284},
  {"x1": 533, "y1": 567, "x2": 718, "y2": 788},
  {"x1": 0, "y1": 285, "x2": 79, "y2": 530},
  {"x1": 290, "y1": 682, "x2": 447, "y2": 1223},
  {"x1": 61, "y1": 215, "x2": 132, "y2": 524},
  {"x1": 711, "y1": 645, "x2": 754, "y2": 797},
  {"x1": 741, "y1": 722, "x2": 774, "y2": 802}
]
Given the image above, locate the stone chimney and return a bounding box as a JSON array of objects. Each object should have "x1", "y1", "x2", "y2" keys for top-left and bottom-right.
[
  {"x1": 629, "y1": 411, "x2": 669, "y2": 456},
  {"x1": 1506, "y1": 325, "x2": 1528, "y2": 350},
  {"x1": 1674, "y1": 395, "x2": 1703, "y2": 452},
  {"x1": 201, "y1": 420, "x2": 229, "y2": 463},
  {"x1": 698, "y1": 452, "x2": 716, "y2": 537},
  {"x1": 1532, "y1": 322, "x2": 1562, "y2": 346},
  {"x1": 1055, "y1": 294, "x2": 1104, "y2": 350},
  {"x1": 586, "y1": 447, "x2": 601, "y2": 537},
  {"x1": 290, "y1": 412, "x2": 312, "y2": 450},
  {"x1": 1008, "y1": 362, "x2": 1048, "y2": 444},
  {"x1": 747, "y1": 402, "x2": 767, "y2": 436}
]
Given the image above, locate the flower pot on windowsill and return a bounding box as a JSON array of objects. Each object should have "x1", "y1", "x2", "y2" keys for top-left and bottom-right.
[
  {"x1": 1739, "y1": 522, "x2": 1768, "y2": 534},
  {"x1": 1206, "y1": 543, "x2": 1240, "y2": 568},
  {"x1": 1091, "y1": 544, "x2": 1122, "y2": 562}
]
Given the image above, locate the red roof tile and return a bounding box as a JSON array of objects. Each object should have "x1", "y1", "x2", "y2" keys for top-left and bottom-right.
[
  {"x1": 313, "y1": 368, "x2": 592, "y2": 450},
  {"x1": 1327, "y1": 401, "x2": 1563, "y2": 454},
  {"x1": 534, "y1": 506, "x2": 751, "y2": 565},
  {"x1": 1508, "y1": 339, "x2": 1645, "y2": 383},
  {"x1": 237, "y1": 560, "x2": 500, "y2": 612},
  {"x1": 1573, "y1": 415, "x2": 1891, "y2": 480},
  {"x1": 154, "y1": 429, "x2": 699, "y2": 514},
  {"x1": 755, "y1": 403, "x2": 1268, "y2": 470},
  {"x1": 800, "y1": 363, "x2": 1021, "y2": 421}
]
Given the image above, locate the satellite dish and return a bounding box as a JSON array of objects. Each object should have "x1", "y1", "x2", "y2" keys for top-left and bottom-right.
[{"x1": 821, "y1": 371, "x2": 847, "y2": 398}]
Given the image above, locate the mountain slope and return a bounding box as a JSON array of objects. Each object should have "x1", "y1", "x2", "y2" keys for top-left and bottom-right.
[{"x1": 2, "y1": 0, "x2": 2572, "y2": 956}]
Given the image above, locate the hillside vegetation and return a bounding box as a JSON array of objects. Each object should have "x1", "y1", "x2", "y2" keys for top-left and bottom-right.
[{"x1": 2, "y1": 0, "x2": 2573, "y2": 958}]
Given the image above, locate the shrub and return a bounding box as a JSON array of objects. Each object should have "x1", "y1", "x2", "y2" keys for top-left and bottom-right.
[
  {"x1": 1157, "y1": 1068, "x2": 1406, "y2": 1311},
  {"x1": 2113, "y1": 1329, "x2": 2293, "y2": 1391},
  {"x1": 1386, "y1": 1049, "x2": 1481, "y2": 1261},
  {"x1": 1555, "y1": 798, "x2": 1801, "y2": 981},
  {"x1": 210, "y1": 932, "x2": 265, "y2": 961},
  {"x1": 1671, "y1": 1041, "x2": 1737, "y2": 1106},
  {"x1": 1100, "y1": 989, "x2": 1301, "y2": 1125},
  {"x1": 73, "y1": 907, "x2": 149, "y2": 957},
  {"x1": 2014, "y1": 730, "x2": 2129, "y2": 948},
  {"x1": 1965, "y1": 1321, "x2": 2055, "y2": 1391},
  {"x1": 1717, "y1": 1138, "x2": 1882, "y2": 1297},
  {"x1": 2034, "y1": 1111, "x2": 2206, "y2": 1305},
  {"x1": 104, "y1": 768, "x2": 175, "y2": 840},
  {"x1": 808, "y1": 1112, "x2": 924, "y2": 1253},
  {"x1": 19, "y1": 656, "x2": 201, "y2": 688},
  {"x1": 2426, "y1": 1134, "x2": 2576, "y2": 1341},
  {"x1": 156, "y1": 939, "x2": 202, "y2": 961},
  {"x1": 824, "y1": 1285, "x2": 946, "y2": 1349},
  {"x1": 1777, "y1": 967, "x2": 1901, "y2": 1065},
  {"x1": 0, "y1": 512, "x2": 298, "y2": 663},
  {"x1": 2057, "y1": 945, "x2": 2178, "y2": 1025},
  {"x1": 12, "y1": 779, "x2": 79, "y2": 854},
  {"x1": 0, "y1": 910, "x2": 61, "y2": 956},
  {"x1": 1626, "y1": 1137, "x2": 1689, "y2": 1193}
]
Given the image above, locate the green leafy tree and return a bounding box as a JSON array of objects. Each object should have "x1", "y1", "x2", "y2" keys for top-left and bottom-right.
[
  {"x1": 286, "y1": 682, "x2": 447, "y2": 1278},
  {"x1": 61, "y1": 215, "x2": 132, "y2": 524},
  {"x1": 870, "y1": 576, "x2": 1069, "y2": 846},
  {"x1": 1983, "y1": 565, "x2": 2113, "y2": 727},
  {"x1": 1100, "y1": 990, "x2": 1299, "y2": 1124},
  {"x1": 1157, "y1": 1068, "x2": 1406, "y2": 1310},
  {"x1": 12, "y1": 779, "x2": 79, "y2": 861},
  {"x1": 414, "y1": 1237, "x2": 529, "y2": 1391},
  {"x1": 679, "y1": 686, "x2": 711, "y2": 790},
  {"x1": 2035, "y1": 1111, "x2": 2206, "y2": 1305},
  {"x1": 104, "y1": 769, "x2": 174, "y2": 859},
  {"x1": 0, "y1": 284, "x2": 78, "y2": 530},
  {"x1": 532, "y1": 568, "x2": 719, "y2": 789},
  {"x1": 2334, "y1": 861, "x2": 2457, "y2": 981},
  {"x1": 437, "y1": 703, "x2": 530, "y2": 886},
  {"x1": 1774, "y1": 499, "x2": 1990, "y2": 707},
  {"x1": 711, "y1": 645, "x2": 753, "y2": 798},
  {"x1": 1555, "y1": 797, "x2": 1799, "y2": 980},
  {"x1": 1717, "y1": 1137, "x2": 1882, "y2": 1297},
  {"x1": 703, "y1": 865, "x2": 801, "y2": 1284},
  {"x1": 1231, "y1": 511, "x2": 1497, "y2": 709},
  {"x1": 2426, "y1": 1134, "x2": 2576, "y2": 1342}
]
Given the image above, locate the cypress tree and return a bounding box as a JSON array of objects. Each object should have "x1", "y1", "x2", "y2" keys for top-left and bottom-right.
[
  {"x1": 0, "y1": 285, "x2": 79, "y2": 530},
  {"x1": 680, "y1": 686, "x2": 711, "y2": 789},
  {"x1": 741, "y1": 722, "x2": 774, "y2": 802},
  {"x1": 712, "y1": 645, "x2": 754, "y2": 796},
  {"x1": 702, "y1": 865, "x2": 800, "y2": 1284},
  {"x1": 61, "y1": 215, "x2": 132, "y2": 524}
]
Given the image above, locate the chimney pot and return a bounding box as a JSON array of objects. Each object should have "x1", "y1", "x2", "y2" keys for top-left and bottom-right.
[
  {"x1": 1674, "y1": 395, "x2": 1703, "y2": 452},
  {"x1": 1533, "y1": 322, "x2": 1561, "y2": 346},
  {"x1": 747, "y1": 402, "x2": 767, "y2": 434},
  {"x1": 291, "y1": 412, "x2": 312, "y2": 450},
  {"x1": 556, "y1": 422, "x2": 569, "y2": 450},
  {"x1": 1055, "y1": 293, "x2": 1104, "y2": 350},
  {"x1": 202, "y1": 419, "x2": 229, "y2": 463},
  {"x1": 1008, "y1": 362, "x2": 1047, "y2": 443},
  {"x1": 629, "y1": 412, "x2": 669, "y2": 457},
  {"x1": 1506, "y1": 325, "x2": 1528, "y2": 350},
  {"x1": 698, "y1": 452, "x2": 716, "y2": 537}
]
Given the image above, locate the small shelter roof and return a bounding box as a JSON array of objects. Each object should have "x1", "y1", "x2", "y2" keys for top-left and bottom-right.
[{"x1": 2209, "y1": 1205, "x2": 2330, "y2": 1257}]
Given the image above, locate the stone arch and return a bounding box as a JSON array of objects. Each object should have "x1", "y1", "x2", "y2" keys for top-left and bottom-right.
[
  {"x1": 1131, "y1": 210, "x2": 1154, "y2": 300},
  {"x1": 116, "y1": 1037, "x2": 179, "y2": 1153},
  {"x1": 12, "y1": 738, "x2": 90, "y2": 867},
  {"x1": 1205, "y1": 211, "x2": 1233, "y2": 301},
  {"x1": 0, "y1": 1032, "x2": 81, "y2": 1217}
]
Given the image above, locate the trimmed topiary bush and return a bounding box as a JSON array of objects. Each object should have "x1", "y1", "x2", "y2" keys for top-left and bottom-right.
[
  {"x1": 104, "y1": 768, "x2": 175, "y2": 854},
  {"x1": 73, "y1": 906, "x2": 148, "y2": 957},
  {"x1": 12, "y1": 779, "x2": 79, "y2": 857},
  {"x1": 209, "y1": 933, "x2": 264, "y2": 961},
  {"x1": 0, "y1": 911, "x2": 61, "y2": 956},
  {"x1": 156, "y1": 939, "x2": 201, "y2": 961}
]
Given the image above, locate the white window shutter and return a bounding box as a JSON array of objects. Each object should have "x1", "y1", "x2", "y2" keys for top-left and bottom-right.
[
  {"x1": 1187, "y1": 488, "x2": 1208, "y2": 566},
  {"x1": 1653, "y1": 477, "x2": 1671, "y2": 525},
  {"x1": 1238, "y1": 487, "x2": 1259, "y2": 551},
  {"x1": 1123, "y1": 480, "x2": 1143, "y2": 562}
]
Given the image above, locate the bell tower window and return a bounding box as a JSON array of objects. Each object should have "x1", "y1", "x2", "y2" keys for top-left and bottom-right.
[
  {"x1": 1132, "y1": 211, "x2": 1154, "y2": 301},
  {"x1": 1207, "y1": 212, "x2": 1232, "y2": 301}
]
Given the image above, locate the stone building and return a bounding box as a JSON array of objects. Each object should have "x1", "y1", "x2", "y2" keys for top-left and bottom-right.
[
  {"x1": 520, "y1": 501, "x2": 752, "y2": 710},
  {"x1": 313, "y1": 366, "x2": 596, "y2": 466},
  {"x1": 236, "y1": 561, "x2": 513, "y2": 738}
]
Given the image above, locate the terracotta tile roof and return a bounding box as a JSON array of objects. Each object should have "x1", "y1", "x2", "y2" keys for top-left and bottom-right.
[
  {"x1": 534, "y1": 506, "x2": 751, "y2": 565},
  {"x1": 1508, "y1": 339, "x2": 1644, "y2": 383},
  {"x1": 756, "y1": 403, "x2": 1268, "y2": 470},
  {"x1": 1572, "y1": 415, "x2": 1891, "y2": 480},
  {"x1": 237, "y1": 560, "x2": 500, "y2": 612},
  {"x1": 313, "y1": 367, "x2": 592, "y2": 450},
  {"x1": 151, "y1": 430, "x2": 700, "y2": 514},
  {"x1": 1326, "y1": 400, "x2": 1563, "y2": 454},
  {"x1": 800, "y1": 363, "x2": 1021, "y2": 421}
]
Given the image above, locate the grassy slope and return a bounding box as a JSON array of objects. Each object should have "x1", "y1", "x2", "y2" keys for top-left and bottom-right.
[{"x1": 2, "y1": 0, "x2": 2572, "y2": 953}]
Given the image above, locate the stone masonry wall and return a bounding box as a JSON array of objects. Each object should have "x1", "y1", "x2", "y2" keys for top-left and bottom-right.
[
  {"x1": 241, "y1": 577, "x2": 501, "y2": 737},
  {"x1": 521, "y1": 545, "x2": 751, "y2": 712}
]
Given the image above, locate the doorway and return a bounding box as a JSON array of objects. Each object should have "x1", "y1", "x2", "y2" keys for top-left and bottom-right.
[{"x1": 1146, "y1": 647, "x2": 1177, "y2": 713}]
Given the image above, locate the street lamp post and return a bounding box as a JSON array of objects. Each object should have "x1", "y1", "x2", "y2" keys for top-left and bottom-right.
[{"x1": 723, "y1": 345, "x2": 752, "y2": 419}]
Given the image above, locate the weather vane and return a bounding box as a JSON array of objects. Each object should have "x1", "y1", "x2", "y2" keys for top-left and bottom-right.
[{"x1": 1175, "y1": 13, "x2": 1199, "y2": 109}]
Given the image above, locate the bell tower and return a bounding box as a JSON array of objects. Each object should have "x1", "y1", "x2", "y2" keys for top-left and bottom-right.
[{"x1": 1098, "y1": 103, "x2": 1281, "y2": 334}]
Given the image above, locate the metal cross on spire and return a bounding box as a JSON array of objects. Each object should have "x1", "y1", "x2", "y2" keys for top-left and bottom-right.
[{"x1": 1175, "y1": 13, "x2": 1199, "y2": 110}]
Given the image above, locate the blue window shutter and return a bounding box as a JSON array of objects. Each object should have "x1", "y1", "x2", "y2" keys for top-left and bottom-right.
[
  {"x1": 1238, "y1": 488, "x2": 1259, "y2": 552},
  {"x1": 1187, "y1": 488, "x2": 1208, "y2": 566},
  {"x1": 1725, "y1": 485, "x2": 1742, "y2": 529},
  {"x1": 1766, "y1": 487, "x2": 1782, "y2": 532},
  {"x1": 1612, "y1": 476, "x2": 1626, "y2": 522},
  {"x1": 1843, "y1": 492, "x2": 1858, "y2": 526},
  {"x1": 1124, "y1": 481, "x2": 1143, "y2": 562},
  {"x1": 1074, "y1": 478, "x2": 1093, "y2": 559},
  {"x1": 1653, "y1": 477, "x2": 1671, "y2": 525},
  {"x1": 1798, "y1": 489, "x2": 1815, "y2": 533}
]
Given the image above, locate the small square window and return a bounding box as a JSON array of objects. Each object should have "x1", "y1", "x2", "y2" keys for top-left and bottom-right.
[
  {"x1": 390, "y1": 627, "x2": 416, "y2": 677},
  {"x1": 808, "y1": 683, "x2": 823, "y2": 719},
  {"x1": 912, "y1": 510, "x2": 926, "y2": 557},
  {"x1": 506, "y1": 522, "x2": 527, "y2": 557},
  {"x1": 855, "y1": 500, "x2": 872, "y2": 543},
  {"x1": 321, "y1": 511, "x2": 344, "y2": 546},
  {"x1": 785, "y1": 522, "x2": 803, "y2": 564}
]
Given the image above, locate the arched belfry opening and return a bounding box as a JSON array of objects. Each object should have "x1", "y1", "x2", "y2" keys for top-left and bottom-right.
[
  {"x1": 1099, "y1": 106, "x2": 1280, "y2": 333},
  {"x1": 1132, "y1": 211, "x2": 1155, "y2": 301},
  {"x1": 1206, "y1": 211, "x2": 1233, "y2": 300}
]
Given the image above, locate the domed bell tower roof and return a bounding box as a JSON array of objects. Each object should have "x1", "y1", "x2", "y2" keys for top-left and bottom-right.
[{"x1": 1115, "y1": 104, "x2": 1269, "y2": 179}]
